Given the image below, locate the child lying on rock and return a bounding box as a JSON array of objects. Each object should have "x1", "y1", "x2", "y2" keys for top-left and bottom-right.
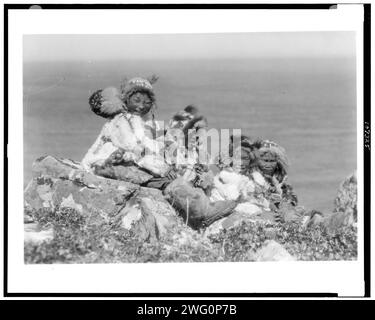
[
  {"x1": 81, "y1": 76, "x2": 173, "y2": 184},
  {"x1": 158, "y1": 105, "x2": 238, "y2": 229},
  {"x1": 140, "y1": 104, "x2": 207, "y2": 190}
]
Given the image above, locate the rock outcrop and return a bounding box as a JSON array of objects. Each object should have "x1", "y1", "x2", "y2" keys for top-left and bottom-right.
[
  {"x1": 251, "y1": 240, "x2": 296, "y2": 261},
  {"x1": 24, "y1": 156, "x2": 178, "y2": 242},
  {"x1": 25, "y1": 156, "x2": 139, "y2": 218},
  {"x1": 24, "y1": 223, "x2": 54, "y2": 244},
  {"x1": 24, "y1": 157, "x2": 357, "y2": 262},
  {"x1": 334, "y1": 171, "x2": 357, "y2": 221},
  {"x1": 116, "y1": 188, "x2": 179, "y2": 241},
  {"x1": 204, "y1": 209, "x2": 277, "y2": 235},
  {"x1": 304, "y1": 171, "x2": 357, "y2": 233}
]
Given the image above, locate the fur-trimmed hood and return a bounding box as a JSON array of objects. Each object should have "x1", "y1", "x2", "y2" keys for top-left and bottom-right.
[
  {"x1": 257, "y1": 140, "x2": 289, "y2": 181},
  {"x1": 89, "y1": 87, "x2": 125, "y2": 119},
  {"x1": 89, "y1": 76, "x2": 159, "y2": 119}
]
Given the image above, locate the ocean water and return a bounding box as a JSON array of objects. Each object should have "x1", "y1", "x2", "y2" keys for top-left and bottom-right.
[{"x1": 23, "y1": 57, "x2": 356, "y2": 212}]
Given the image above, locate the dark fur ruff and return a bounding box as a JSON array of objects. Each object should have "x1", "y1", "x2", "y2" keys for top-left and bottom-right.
[{"x1": 88, "y1": 89, "x2": 124, "y2": 119}]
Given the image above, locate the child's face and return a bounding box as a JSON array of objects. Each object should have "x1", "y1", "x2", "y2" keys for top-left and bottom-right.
[
  {"x1": 257, "y1": 151, "x2": 278, "y2": 176},
  {"x1": 239, "y1": 147, "x2": 252, "y2": 174},
  {"x1": 127, "y1": 91, "x2": 153, "y2": 115}
]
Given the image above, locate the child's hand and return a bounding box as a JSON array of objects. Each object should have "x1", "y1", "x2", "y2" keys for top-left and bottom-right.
[
  {"x1": 122, "y1": 151, "x2": 138, "y2": 163},
  {"x1": 165, "y1": 167, "x2": 178, "y2": 180},
  {"x1": 105, "y1": 149, "x2": 125, "y2": 166},
  {"x1": 194, "y1": 164, "x2": 208, "y2": 175}
]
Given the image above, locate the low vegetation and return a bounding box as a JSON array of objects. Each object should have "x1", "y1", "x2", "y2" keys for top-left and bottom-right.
[{"x1": 24, "y1": 207, "x2": 357, "y2": 264}]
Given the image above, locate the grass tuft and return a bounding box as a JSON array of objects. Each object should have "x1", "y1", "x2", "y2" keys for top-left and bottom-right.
[{"x1": 24, "y1": 207, "x2": 357, "y2": 263}]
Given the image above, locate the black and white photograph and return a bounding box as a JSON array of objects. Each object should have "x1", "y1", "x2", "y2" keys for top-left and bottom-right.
[
  {"x1": 5, "y1": 4, "x2": 368, "y2": 296},
  {"x1": 23, "y1": 31, "x2": 358, "y2": 264}
]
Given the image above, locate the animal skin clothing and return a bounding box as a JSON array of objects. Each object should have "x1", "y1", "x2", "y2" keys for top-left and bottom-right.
[{"x1": 82, "y1": 112, "x2": 170, "y2": 177}]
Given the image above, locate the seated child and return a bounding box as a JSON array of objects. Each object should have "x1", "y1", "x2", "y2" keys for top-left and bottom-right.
[
  {"x1": 245, "y1": 139, "x2": 298, "y2": 207},
  {"x1": 244, "y1": 140, "x2": 303, "y2": 222},
  {"x1": 81, "y1": 76, "x2": 171, "y2": 183},
  {"x1": 211, "y1": 138, "x2": 302, "y2": 223}
]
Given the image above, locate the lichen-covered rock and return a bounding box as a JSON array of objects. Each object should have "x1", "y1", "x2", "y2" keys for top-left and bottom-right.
[
  {"x1": 120, "y1": 199, "x2": 159, "y2": 242},
  {"x1": 118, "y1": 189, "x2": 179, "y2": 241},
  {"x1": 325, "y1": 211, "x2": 356, "y2": 234},
  {"x1": 31, "y1": 156, "x2": 82, "y2": 179},
  {"x1": 24, "y1": 223, "x2": 54, "y2": 244},
  {"x1": 251, "y1": 240, "x2": 296, "y2": 261},
  {"x1": 24, "y1": 162, "x2": 359, "y2": 263},
  {"x1": 312, "y1": 210, "x2": 355, "y2": 235},
  {"x1": 305, "y1": 171, "x2": 357, "y2": 234},
  {"x1": 234, "y1": 202, "x2": 262, "y2": 216},
  {"x1": 25, "y1": 155, "x2": 181, "y2": 243},
  {"x1": 334, "y1": 171, "x2": 357, "y2": 220},
  {"x1": 204, "y1": 208, "x2": 277, "y2": 235},
  {"x1": 94, "y1": 165, "x2": 153, "y2": 185},
  {"x1": 24, "y1": 156, "x2": 139, "y2": 223}
]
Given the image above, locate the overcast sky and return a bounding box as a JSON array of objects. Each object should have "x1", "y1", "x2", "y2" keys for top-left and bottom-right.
[{"x1": 24, "y1": 32, "x2": 355, "y2": 62}]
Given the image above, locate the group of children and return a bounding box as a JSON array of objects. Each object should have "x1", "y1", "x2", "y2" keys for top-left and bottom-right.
[{"x1": 82, "y1": 76, "x2": 303, "y2": 230}]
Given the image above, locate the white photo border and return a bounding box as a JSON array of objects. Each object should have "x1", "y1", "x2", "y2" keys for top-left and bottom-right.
[{"x1": 5, "y1": 3, "x2": 367, "y2": 297}]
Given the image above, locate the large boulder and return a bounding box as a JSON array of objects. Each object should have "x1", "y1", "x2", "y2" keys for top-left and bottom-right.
[
  {"x1": 93, "y1": 165, "x2": 153, "y2": 185},
  {"x1": 250, "y1": 240, "x2": 296, "y2": 261},
  {"x1": 24, "y1": 156, "x2": 139, "y2": 222},
  {"x1": 24, "y1": 156, "x2": 180, "y2": 242},
  {"x1": 305, "y1": 171, "x2": 357, "y2": 233},
  {"x1": 333, "y1": 171, "x2": 357, "y2": 221},
  {"x1": 118, "y1": 187, "x2": 179, "y2": 241},
  {"x1": 24, "y1": 223, "x2": 54, "y2": 244},
  {"x1": 204, "y1": 206, "x2": 276, "y2": 235}
]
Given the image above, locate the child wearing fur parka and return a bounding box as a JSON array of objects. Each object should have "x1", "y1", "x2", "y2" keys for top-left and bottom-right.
[
  {"x1": 81, "y1": 76, "x2": 172, "y2": 182},
  {"x1": 211, "y1": 137, "x2": 302, "y2": 223}
]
